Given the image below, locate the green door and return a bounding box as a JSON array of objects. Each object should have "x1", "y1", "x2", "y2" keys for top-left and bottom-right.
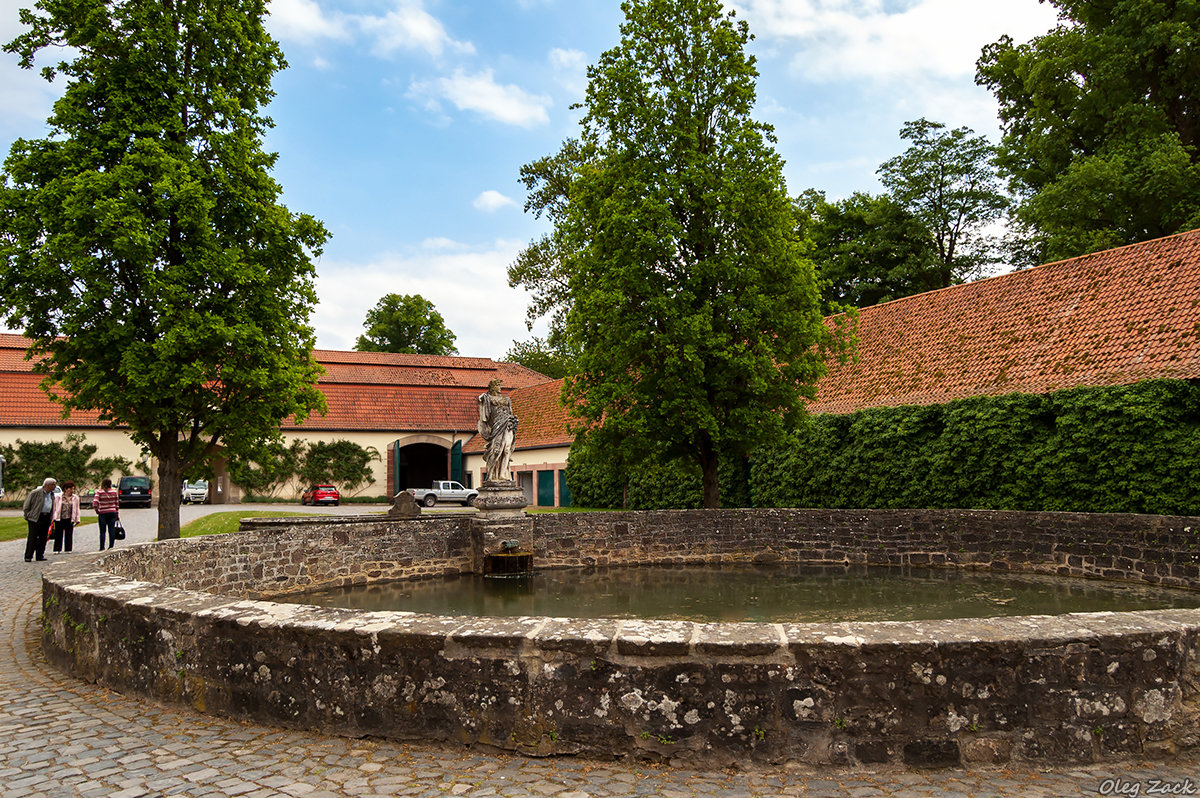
[
  {"x1": 450, "y1": 441, "x2": 463, "y2": 483},
  {"x1": 537, "y1": 470, "x2": 555, "y2": 507}
]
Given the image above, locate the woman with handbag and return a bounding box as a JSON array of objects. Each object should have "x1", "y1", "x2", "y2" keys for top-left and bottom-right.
[
  {"x1": 93, "y1": 478, "x2": 120, "y2": 551},
  {"x1": 53, "y1": 481, "x2": 80, "y2": 553}
]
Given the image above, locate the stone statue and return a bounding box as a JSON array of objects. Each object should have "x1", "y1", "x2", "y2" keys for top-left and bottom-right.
[{"x1": 478, "y1": 378, "x2": 518, "y2": 485}]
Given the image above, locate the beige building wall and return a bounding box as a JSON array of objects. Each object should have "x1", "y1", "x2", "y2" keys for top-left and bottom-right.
[
  {"x1": 464, "y1": 445, "x2": 572, "y2": 507},
  {"x1": 280, "y1": 430, "x2": 470, "y2": 500},
  {"x1": 1, "y1": 427, "x2": 495, "y2": 503},
  {"x1": 277, "y1": 430, "x2": 404, "y2": 500},
  {"x1": 0, "y1": 428, "x2": 152, "y2": 489}
]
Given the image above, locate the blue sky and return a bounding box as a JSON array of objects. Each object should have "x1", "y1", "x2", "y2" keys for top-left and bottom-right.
[{"x1": 0, "y1": 0, "x2": 1060, "y2": 359}]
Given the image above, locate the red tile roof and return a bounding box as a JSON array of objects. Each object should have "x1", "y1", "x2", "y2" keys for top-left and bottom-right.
[
  {"x1": 809, "y1": 229, "x2": 1200, "y2": 414},
  {"x1": 472, "y1": 229, "x2": 1200, "y2": 448},
  {"x1": 313, "y1": 349, "x2": 549, "y2": 390},
  {"x1": 0, "y1": 372, "x2": 104, "y2": 427},
  {"x1": 0, "y1": 335, "x2": 553, "y2": 432},
  {"x1": 295, "y1": 384, "x2": 487, "y2": 432}
]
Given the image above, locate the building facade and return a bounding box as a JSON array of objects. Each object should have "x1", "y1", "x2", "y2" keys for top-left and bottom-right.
[{"x1": 4, "y1": 230, "x2": 1199, "y2": 507}]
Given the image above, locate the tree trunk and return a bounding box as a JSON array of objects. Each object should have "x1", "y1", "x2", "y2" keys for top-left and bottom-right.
[{"x1": 155, "y1": 434, "x2": 183, "y2": 540}]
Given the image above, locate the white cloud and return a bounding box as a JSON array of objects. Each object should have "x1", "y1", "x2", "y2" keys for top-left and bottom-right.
[
  {"x1": 422, "y1": 236, "x2": 470, "y2": 250},
  {"x1": 473, "y1": 190, "x2": 516, "y2": 212},
  {"x1": 268, "y1": 0, "x2": 473, "y2": 59},
  {"x1": 0, "y1": 67, "x2": 59, "y2": 137},
  {"x1": 312, "y1": 239, "x2": 542, "y2": 359},
  {"x1": 267, "y1": 0, "x2": 351, "y2": 44},
  {"x1": 548, "y1": 47, "x2": 589, "y2": 96},
  {"x1": 734, "y1": 0, "x2": 1059, "y2": 84},
  {"x1": 409, "y1": 68, "x2": 552, "y2": 128},
  {"x1": 358, "y1": 1, "x2": 474, "y2": 58}
]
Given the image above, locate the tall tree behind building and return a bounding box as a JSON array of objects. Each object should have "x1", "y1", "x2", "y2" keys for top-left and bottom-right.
[
  {"x1": 799, "y1": 190, "x2": 942, "y2": 310},
  {"x1": 354, "y1": 293, "x2": 458, "y2": 355},
  {"x1": 878, "y1": 118, "x2": 1009, "y2": 284}
]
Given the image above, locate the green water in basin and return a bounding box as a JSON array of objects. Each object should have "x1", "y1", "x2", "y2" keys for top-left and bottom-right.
[{"x1": 271, "y1": 563, "x2": 1200, "y2": 623}]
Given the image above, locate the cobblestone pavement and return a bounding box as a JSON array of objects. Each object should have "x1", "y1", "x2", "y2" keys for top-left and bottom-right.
[{"x1": 3, "y1": 507, "x2": 1200, "y2": 797}]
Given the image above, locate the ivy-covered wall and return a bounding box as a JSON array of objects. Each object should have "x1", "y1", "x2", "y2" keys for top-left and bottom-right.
[{"x1": 566, "y1": 379, "x2": 1200, "y2": 515}]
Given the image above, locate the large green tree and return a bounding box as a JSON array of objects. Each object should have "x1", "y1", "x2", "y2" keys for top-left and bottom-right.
[
  {"x1": 977, "y1": 1, "x2": 1200, "y2": 264},
  {"x1": 354, "y1": 293, "x2": 458, "y2": 355},
  {"x1": 0, "y1": 0, "x2": 328, "y2": 539},
  {"x1": 508, "y1": 138, "x2": 594, "y2": 348},
  {"x1": 557, "y1": 0, "x2": 834, "y2": 508},
  {"x1": 798, "y1": 189, "x2": 942, "y2": 309},
  {"x1": 877, "y1": 119, "x2": 1009, "y2": 284}
]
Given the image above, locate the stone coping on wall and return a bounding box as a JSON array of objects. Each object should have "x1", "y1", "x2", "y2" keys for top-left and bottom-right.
[{"x1": 39, "y1": 509, "x2": 1200, "y2": 769}]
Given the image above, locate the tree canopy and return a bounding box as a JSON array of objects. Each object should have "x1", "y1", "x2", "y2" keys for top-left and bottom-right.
[
  {"x1": 551, "y1": 0, "x2": 835, "y2": 508},
  {"x1": 354, "y1": 293, "x2": 458, "y2": 355},
  {"x1": 977, "y1": 0, "x2": 1200, "y2": 263},
  {"x1": 877, "y1": 118, "x2": 1009, "y2": 284},
  {"x1": 507, "y1": 138, "x2": 594, "y2": 349},
  {"x1": 0, "y1": 0, "x2": 328, "y2": 538},
  {"x1": 503, "y1": 336, "x2": 576, "y2": 380},
  {"x1": 798, "y1": 189, "x2": 942, "y2": 309}
]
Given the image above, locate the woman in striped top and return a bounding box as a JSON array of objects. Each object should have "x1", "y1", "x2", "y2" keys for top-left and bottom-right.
[{"x1": 92, "y1": 478, "x2": 120, "y2": 551}]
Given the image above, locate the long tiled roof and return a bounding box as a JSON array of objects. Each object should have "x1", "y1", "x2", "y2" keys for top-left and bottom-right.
[
  {"x1": 313, "y1": 348, "x2": 548, "y2": 391},
  {"x1": 0, "y1": 371, "x2": 104, "y2": 427},
  {"x1": 0, "y1": 334, "x2": 552, "y2": 432},
  {"x1": 297, "y1": 349, "x2": 552, "y2": 432},
  {"x1": 809, "y1": 229, "x2": 1200, "y2": 414}
]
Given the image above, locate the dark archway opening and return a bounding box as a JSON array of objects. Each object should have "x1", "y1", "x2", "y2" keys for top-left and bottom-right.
[{"x1": 395, "y1": 442, "x2": 448, "y2": 492}]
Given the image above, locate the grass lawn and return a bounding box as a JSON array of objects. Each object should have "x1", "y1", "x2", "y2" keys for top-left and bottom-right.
[
  {"x1": 180, "y1": 511, "x2": 324, "y2": 537},
  {"x1": 0, "y1": 516, "x2": 97, "y2": 543}
]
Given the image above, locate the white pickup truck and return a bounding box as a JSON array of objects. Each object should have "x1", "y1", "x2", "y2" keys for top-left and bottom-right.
[{"x1": 406, "y1": 480, "x2": 478, "y2": 507}]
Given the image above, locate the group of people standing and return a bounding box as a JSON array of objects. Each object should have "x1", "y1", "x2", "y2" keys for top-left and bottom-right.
[{"x1": 22, "y1": 477, "x2": 122, "y2": 562}]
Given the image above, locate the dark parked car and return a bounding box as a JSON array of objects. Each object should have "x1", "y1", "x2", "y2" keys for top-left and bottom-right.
[
  {"x1": 118, "y1": 475, "x2": 153, "y2": 508},
  {"x1": 300, "y1": 484, "x2": 340, "y2": 506}
]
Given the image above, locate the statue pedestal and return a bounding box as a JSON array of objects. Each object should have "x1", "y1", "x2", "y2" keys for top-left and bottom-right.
[
  {"x1": 471, "y1": 480, "x2": 528, "y2": 519},
  {"x1": 470, "y1": 481, "x2": 532, "y2": 574}
]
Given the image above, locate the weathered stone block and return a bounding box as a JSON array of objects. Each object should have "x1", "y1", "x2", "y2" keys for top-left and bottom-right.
[{"x1": 903, "y1": 738, "x2": 961, "y2": 767}]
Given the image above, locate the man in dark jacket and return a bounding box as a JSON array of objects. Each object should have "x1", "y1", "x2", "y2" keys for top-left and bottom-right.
[{"x1": 22, "y1": 478, "x2": 57, "y2": 562}]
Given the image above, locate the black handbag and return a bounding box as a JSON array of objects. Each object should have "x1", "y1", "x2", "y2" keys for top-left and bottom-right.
[{"x1": 113, "y1": 519, "x2": 126, "y2": 540}]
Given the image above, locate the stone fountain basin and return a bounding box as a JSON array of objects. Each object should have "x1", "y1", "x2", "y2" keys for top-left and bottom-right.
[{"x1": 40, "y1": 508, "x2": 1200, "y2": 768}]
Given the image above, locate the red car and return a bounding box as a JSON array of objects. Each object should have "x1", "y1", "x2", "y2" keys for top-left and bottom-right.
[{"x1": 300, "y1": 484, "x2": 340, "y2": 506}]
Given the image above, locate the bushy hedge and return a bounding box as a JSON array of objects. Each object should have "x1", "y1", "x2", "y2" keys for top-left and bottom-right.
[
  {"x1": 564, "y1": 434, "x2": 753, "y2": 510},
  {"x1": 567, "y1": 379, "x2": 1200, "y2": 515},
  {"x1": 753, "y1": 379, "x2": 1200, "y2": 515}
]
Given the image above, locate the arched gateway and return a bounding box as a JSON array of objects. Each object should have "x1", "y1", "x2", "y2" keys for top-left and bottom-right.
[{"x1": 388, "y1": 436, "x2": 469, "y2": 496}]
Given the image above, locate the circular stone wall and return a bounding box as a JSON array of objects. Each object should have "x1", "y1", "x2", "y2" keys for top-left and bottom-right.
[{"x1": 40, "y1": 509, "x2": 1200, "y2": 769}]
